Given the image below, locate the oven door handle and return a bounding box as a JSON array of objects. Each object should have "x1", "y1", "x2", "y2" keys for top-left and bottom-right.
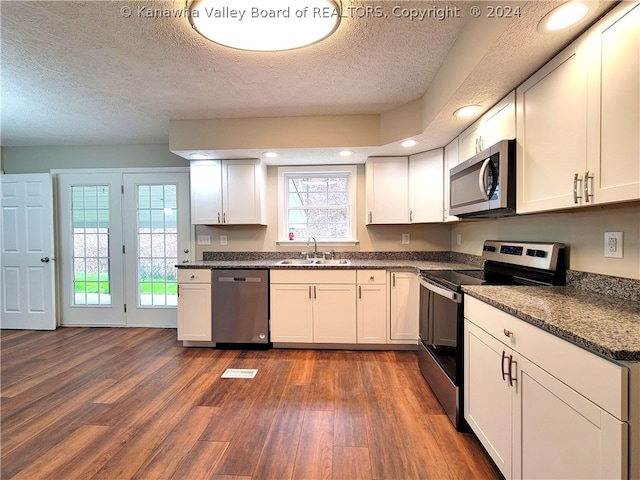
[{"x1": 419, "y1": 277, "x2": 461, "y2": 303}]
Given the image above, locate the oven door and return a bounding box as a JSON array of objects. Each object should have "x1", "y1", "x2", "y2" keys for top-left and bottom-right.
[{"x1": 418, "y1": 276, "x2": 462, "y2": 383}]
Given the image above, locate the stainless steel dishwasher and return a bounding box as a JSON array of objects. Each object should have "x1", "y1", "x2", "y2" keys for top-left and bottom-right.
[{"x1": 211, "y1": 269, "x2": 269, "y2": 345}]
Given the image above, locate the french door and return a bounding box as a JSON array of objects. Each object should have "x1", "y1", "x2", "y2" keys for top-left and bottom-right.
[{"x1": 57, "y1": 170, "x2": 191, "y2": 327}]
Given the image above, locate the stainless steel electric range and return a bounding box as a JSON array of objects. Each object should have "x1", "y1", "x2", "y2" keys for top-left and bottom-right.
[{"x1": 418, "y1": 240, "x2": 566, "y2": 430}]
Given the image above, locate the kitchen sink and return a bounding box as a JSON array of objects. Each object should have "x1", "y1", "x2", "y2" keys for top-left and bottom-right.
[
  {"x1": 276, "y1": 259, "x2": 317, "y2": 265},
  {"x1": 276, "y1": 258, "x2": 351, "y2": 266}
]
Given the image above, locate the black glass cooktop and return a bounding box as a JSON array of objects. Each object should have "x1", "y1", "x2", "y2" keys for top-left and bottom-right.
[{"x1": 420, "y1": 270, "x2": 487, "y2": 291}]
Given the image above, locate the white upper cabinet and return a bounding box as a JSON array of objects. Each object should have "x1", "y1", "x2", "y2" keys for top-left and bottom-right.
[
  {"x1": 517, "y1": 2, "x2": 640, "y2": 214},
  {"x1": 190, "y1": 159, "x2": 267, "y2": 225},
  {"x1": 365, "y1": 157, "x2": 410, "y2": 224},
  {"x1": 443, "y1": 137, "x2": 460, "y2": 222},
  {"x1": 516, "y1": 37, "x2": 589, "y2": 213},
  {"x1": 409, "y1": 148, "x2": 444, "y2": 223},
  {"x1": 586, "y1": 2, "x2": 640, "y2": 205},
  {"x1": 458, "y1": 91, "x2": 516, "y2": 163}
]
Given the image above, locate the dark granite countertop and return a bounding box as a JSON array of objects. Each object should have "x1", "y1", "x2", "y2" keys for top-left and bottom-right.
[
  {"x1": 177, "y1": 259, "x2": 481, "y2": 271},
  {"x1": 462, "y1": 285, "x2": 640, "y2": 362}
]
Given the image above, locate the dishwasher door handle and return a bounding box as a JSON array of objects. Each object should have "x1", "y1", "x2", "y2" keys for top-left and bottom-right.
[{"x1": 217, "y1": 277, "x2": 262, "y2": 283}]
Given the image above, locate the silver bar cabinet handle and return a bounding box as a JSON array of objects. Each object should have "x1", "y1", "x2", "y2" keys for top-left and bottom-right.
[
  {"x1": 584, "y1": 170, "x2": 593, "y2": 203},
  {"x1": 573, "y1": 173, "x2": 583, "y2": 204}
]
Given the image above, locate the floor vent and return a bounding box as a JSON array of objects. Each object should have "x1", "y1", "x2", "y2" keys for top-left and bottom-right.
[{"x1": 221, "y1": 368, "x2": 258, "y2": 379}]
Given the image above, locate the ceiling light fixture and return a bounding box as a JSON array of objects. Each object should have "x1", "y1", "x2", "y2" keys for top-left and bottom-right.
[
  {"x1": 339, "y1": 150, "x2": 352, "y2": 157},
  {"x1": 189, "y1": 153, "x2": 209, "y2": 159},
  {"x1": 264, "y1": 151, "x2": 278, "y2": 158},
  {"x1": 538, "y1": 1, "x2": 591, "y2": 33},
  {"x1": 401, "y1": 140, "x2": 417, "y2": 148},
  {"x1": 454, "y1": 105, "x2": 482, "y2": 118},
  {"x1": 188, "y1": 0, "x2": 342, "y2": 52}
]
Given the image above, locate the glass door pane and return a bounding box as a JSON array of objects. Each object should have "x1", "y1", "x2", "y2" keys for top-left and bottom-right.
[
  {"x1": 137, "y1": 184, "x2": 178, "y2": 307},
  {"x1": 71, "y1": 185, "x2": 111, "y2": 306}
]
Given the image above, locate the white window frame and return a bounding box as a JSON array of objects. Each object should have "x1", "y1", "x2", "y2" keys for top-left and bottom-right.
[{"x1": 277, "y1": 165, "x2": 358, "y2": 246}]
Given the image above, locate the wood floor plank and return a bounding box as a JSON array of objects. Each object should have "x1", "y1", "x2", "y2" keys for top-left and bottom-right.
[
  {"x1": 332, "y1": 446, "x2": 372, "y2": 480},
  {"x1": 292, "y1": 410, "x2": 334, "y2": 480},
  {"x1": 252, "y1": 384, "x2": 308, "y2": 480},
  {"x1": 171, "y1": 440, "x2": 229, "y2": 479},
  {"x1": 132, "y1": 406, "x2": 218, "y2": 479},
  {"x1": 10, "y1": 424, "x2": 110, "y2": 480}
]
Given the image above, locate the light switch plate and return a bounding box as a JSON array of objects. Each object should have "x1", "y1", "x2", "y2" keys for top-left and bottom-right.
[
  {"x1": 604, "y1": 231, "x2": 623, "y2": 258},
  {"x1": 197, "y1": 235, "x2": 211, "y2": 245}
]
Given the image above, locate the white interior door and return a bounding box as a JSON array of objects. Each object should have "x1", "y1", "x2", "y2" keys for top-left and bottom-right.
[
  {"x1": 57, "y1": 173, "x2": 125, "y2": 326},
  {"x1": 1, "y1": 173, "x2": 56, "y2": 330},
  {"x1": 122, "y1": 173, "x2": 190, "y2": 327}
]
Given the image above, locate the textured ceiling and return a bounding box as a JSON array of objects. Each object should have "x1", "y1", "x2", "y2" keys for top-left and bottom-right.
[{"x1": 0, "y1": 0, "x2": 617, "y2": 162}]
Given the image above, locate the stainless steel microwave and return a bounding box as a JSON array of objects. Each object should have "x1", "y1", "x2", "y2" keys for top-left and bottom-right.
[{"x1": 449, "y1": 139, "x2": 516, "y2": 218}]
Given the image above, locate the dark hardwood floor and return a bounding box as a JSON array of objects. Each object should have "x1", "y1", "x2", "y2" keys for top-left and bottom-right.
[{"x1": 1, "y1": 327, "x2": 501, "y2": 479}]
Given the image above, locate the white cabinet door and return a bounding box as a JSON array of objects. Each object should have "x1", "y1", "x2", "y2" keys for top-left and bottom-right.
[
  {"x1": 516, "y1": 355, "x2": 628, "y2": 480},
  {"x1": 459, "y1": 92, "x2": 516, "y2": 162},
  {"x1": 190, "y1": 160, "x2": 223, "y2": 225},
  {"x1": 222, "y1": 159, "x2": 267, "y2": 225},
  {"x1": 357, "y1": 283, "x2": 387, "y2": 344},
  {"x1": 270, "y1": 283, "x2": 314, "y2": 343},
  {"x1": 177, "y1": 282, "x2": 212, "y2": 341},
  {"x1": 190, "y1": 159, "x2": 266, "y2": 225},
  {"x1": 443, "y1": 137, "x2": 460, "y2": 222},
  {"x1": 516, "y1": 37, "x2": 590, "y2": 213},
  {"x1": 313, "y1": 284, "x2": 357, "y2": 343},
  {"x1": 409, "y1": 149, "x2": 444, "y2": 223},
  {"x1": 365, "y1": 157, "x2": 410, "y2": 224},
  {"x1": 587, "y1": 2, "x2": 640, "y2": 205},
  {"x1": 465, "y1": 320, "x2": 513, "y2": 479},
  {"x1": 389, "y1": 271, "x2": 418, "y2": 342}
]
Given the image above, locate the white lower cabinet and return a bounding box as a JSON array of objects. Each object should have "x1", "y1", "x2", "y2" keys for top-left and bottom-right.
[
  {"x1": 357, "y1": 270, "x2": 388, "y2": 344},
  {"x1": 270, "y1": 270, "x2": 357, "y2": 344},
  {"x1": 388, "y1": 271, "x2": 418, "y2": 343},
  {"x1": 177, "y1": 269, "x2": 212, "y2": 341},
  {"x1": 465, "y1": 296, "x2": 629, "y2": 480}
]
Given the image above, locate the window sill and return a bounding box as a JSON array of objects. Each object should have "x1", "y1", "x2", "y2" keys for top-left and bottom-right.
[{"x1": 276, "y1": 239, "x2": 359, "y2": 247}]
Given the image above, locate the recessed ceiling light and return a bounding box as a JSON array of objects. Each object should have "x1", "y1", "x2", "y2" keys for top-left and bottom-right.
[
  {"x1": 538, "y1": 2, "x2": 591, "y2": 33},
  {"x1": 189, "y1": 0, "x2": 342, "y2": 52},
  {"x1": 401, "y1": 140, "x2": 417, "y2": 148},
  {"x1": 339, "y1": 150, "x2": 353, "y2": 157},
  {"x1": 264, "y1": 151, "x2": 278, "y2": 158},
  {"x1": 189, "y1": 153, "x2": 209, "y2": 160},
  {"x1": 454, "y1": 105, "x2": 482, "y2": 118}
]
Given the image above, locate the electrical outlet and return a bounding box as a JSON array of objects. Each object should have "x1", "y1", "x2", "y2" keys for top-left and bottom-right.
[
  {"x1": 604, "y1": 232, "x2": 623, "y2": 258},
  {"x1": 456, "y1": 234, "x2": 462, "y2": 246},
  {"x1": 220, "y1": 235, "x2": 228, "y2": 246},
  {"x1": 402, "y1": 233, "x2": 410, "y2": 245},
  {"x1": 196, "y1": 235, "x2": 211, "y2": 246}
]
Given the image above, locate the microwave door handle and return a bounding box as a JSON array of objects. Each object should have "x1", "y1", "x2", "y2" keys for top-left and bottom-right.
[{"x1": 478, "y1": 158, "x2": 492, "y2": 200}]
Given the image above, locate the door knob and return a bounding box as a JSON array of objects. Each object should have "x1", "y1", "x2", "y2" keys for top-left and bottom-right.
[{"x1": 40, "y1": 257, "x2": 50, "y2": 263}]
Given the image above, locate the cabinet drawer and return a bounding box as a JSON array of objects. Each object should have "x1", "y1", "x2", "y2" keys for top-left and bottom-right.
[
  {"x1": 270, "y1": 269, "x2": 356, "y2": 284},
  {"x1": 177, "y1": 269, "x2": 211, "y2": 284},
  {"x1": 357, "y1": 270, "x2": 386, "y2": 284},
  {"x1": 465, "y1": 296, "x2": 628, "y2": 420}
]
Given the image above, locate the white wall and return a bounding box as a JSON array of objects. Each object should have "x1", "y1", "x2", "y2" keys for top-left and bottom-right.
[
  {"x1": 2, "y1": 144, "x2": 185, "y2": 172},
  {"x1": 451, "y1": 202, "x2": 640, "y2": 279}
]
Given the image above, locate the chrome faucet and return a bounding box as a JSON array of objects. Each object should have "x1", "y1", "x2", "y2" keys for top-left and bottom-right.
[{"x1": 307, "y1": 237, "x2": 318, "y2": 258}]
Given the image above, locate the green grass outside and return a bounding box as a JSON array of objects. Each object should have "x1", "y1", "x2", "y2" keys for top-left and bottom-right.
[{"x1": 75, "y1": 273, "x2": 177, "y2": 295}]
